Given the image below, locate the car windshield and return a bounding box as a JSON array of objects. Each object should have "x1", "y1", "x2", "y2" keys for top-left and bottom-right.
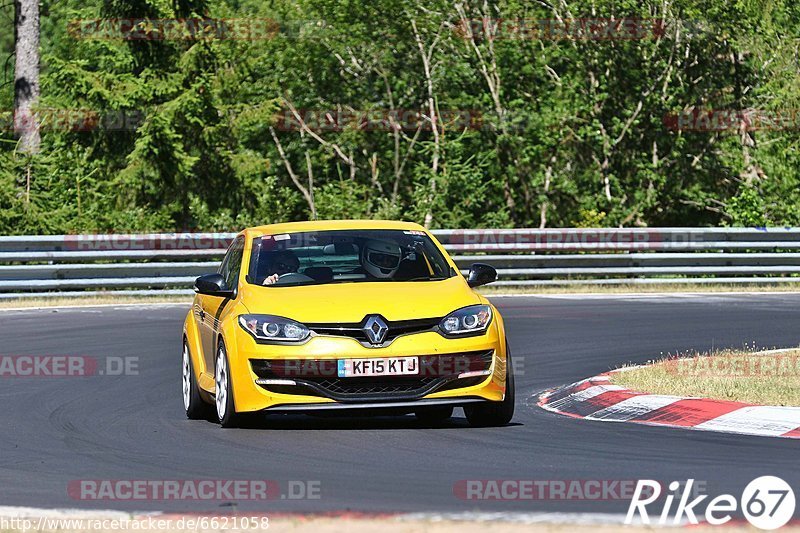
[{"x1": 248, "y1": 229, "x2": 455, "y2": 287}]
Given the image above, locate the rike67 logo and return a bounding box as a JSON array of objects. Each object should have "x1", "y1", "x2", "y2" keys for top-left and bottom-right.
[{"x1": 626, "y1": 477, "x2": 796, "y2": 530}]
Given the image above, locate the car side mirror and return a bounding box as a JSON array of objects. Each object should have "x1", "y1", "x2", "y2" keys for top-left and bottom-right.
[
  {"x1": 194, "y1": 273, "x2": 234, "y2": 298},
  {"x1": 467, "y1": 263, "x2": 498, "y2": 288}
]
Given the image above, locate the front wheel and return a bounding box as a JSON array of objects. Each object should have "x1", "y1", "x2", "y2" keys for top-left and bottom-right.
[
  {"x1": 215, "y1": 340, "x2": 241, "y2": 428},
  {"x1": 464, "y1": 344, "x2": 515, "y2": 427},
  {"x1": 183, "y1": 342, "x2": 211, "y2": 419}
]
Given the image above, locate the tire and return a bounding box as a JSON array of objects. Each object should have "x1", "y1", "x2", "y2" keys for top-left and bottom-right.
[
  {"x1": 215, "y1": 340, "x2": 242, "y2": 428},
  {"x1": 464, "y1": 343, "x2": 515, "y2": 427},
  {"x1": 182, "y1": 342, "x2": 211, "y2": 419},
  {"x1": 414, "y1": 405, "x2": 454, "y2": 424}
]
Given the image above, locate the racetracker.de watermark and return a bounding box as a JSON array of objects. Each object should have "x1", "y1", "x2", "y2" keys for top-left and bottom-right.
[
  {"x1": 1, "y1": 516, "x2": 271, "y2": 533},
  {"x1": 455, "y1": 18, "x2": 670, "y2": 40},
  {"x1": 454, "y1": 479, "x2": 706, "y2": 501},
  {"x1": 0, "y1": 109, "x2": 145, "y2": 132},
  {"x1": 665, "y1": 354, "x2": 800, "y2": 377},
  {"x1": 62, "y1": 233, "x2": 233, "y2": 251},
  {"x1": 67, "y1": 18, "x2": 327, "y2": 41},
  {"x1": 68, "y1": 480, "x2": 320, "y2": 501},
  {"x1": 445, "y1": 229, "x2": 702, "y2": 251},
  {"x1": 274, "y1": 108, "x2": 486, "y2": 132},
  {"x1": 0, "y1": 356, "x2": 138, "y2": 377},
  {"x1": 663, "y1": 109, "x2": 800, "y2": 132}
]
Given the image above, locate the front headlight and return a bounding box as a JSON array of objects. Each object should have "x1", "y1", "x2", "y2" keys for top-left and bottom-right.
[
  {"x1": 238, "y1": 314, "x2": 310, "y2": 343},
  {"x1": 439, "y1": 305, "x2": 493, "y2": 337}
]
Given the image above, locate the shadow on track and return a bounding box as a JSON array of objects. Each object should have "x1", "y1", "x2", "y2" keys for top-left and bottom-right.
[{"x1": 191, "y1": 412, "x2": 524, "y2": 431}]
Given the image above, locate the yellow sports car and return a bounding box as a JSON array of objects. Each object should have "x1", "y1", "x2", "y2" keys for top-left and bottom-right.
[{"x1": 182, "y1": 220, "x2": 514, "y2": 427}]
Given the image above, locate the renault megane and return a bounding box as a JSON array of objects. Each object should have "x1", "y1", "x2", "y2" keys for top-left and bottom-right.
[{"x1": 182, "y1": 220, "x2": 514, "y2": 427}]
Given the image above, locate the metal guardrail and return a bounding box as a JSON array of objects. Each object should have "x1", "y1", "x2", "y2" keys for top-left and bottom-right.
[{"x1": 0, "y1": 228, "x2": 799, "y2": 298}]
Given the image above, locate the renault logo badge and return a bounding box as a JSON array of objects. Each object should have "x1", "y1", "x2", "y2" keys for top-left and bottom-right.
[{"x1": 363, "y1": 315, "x2": 389, "y2": 344}]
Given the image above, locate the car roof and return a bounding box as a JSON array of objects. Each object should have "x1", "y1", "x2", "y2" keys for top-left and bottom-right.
[{"x1": 245, "y1": 219, "x2": 428, "y2": 237}]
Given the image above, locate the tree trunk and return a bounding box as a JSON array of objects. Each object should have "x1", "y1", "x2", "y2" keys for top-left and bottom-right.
[{"x1": 14, "y1": 0, "x2": 41, "y2": 154}]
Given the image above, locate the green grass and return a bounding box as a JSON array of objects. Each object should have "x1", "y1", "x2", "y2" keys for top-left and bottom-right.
[{"x1": 611, "y1": 349, "x2": 800, "y2": 406}]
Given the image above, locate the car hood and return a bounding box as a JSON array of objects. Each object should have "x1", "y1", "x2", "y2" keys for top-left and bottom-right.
[{"x1": 238, "y1": 276, "x2": 483, "y2": 323}]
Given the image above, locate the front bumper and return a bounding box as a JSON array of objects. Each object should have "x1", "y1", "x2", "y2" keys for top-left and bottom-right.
[
  {"x1": 228, "y1": 325, "x2": 508, "y2": 413},
  {"x1": 263, "y1": 397, "x2": 487, "y2": 413}
]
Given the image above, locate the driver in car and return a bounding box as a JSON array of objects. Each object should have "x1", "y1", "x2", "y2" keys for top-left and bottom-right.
[
  {"x1": 263, "y1": 240, "x2": 405, "y2": 285},
  {"x1": 361, "y1": 239, "x2": 402, "y2": 279},
  {"x1": 262, "y1": 250, "x2": 301, "y2": 285}
]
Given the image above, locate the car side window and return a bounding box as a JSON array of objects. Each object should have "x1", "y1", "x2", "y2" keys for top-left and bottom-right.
[{"x1": 219, "y1": 236, "x2": 245, "y2": 290}]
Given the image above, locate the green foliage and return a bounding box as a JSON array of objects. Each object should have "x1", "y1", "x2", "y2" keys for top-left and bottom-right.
[
  {"x1": 0, "y1": 0, "x2": 799, "y2": 234},
  {"x1": 314, "y1": 180, "x2": 374, "y2": 220},
  {"x1": 573, "y1": 210, "x2": 608, "y2": 229},
  {"x1": 726, "y1": 186, "x2": 767, "y2": 227}
]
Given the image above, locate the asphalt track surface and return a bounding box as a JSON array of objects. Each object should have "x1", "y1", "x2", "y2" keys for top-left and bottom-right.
[{"x1": 0, "y1": 294, "x2": 798, "y2": 517}]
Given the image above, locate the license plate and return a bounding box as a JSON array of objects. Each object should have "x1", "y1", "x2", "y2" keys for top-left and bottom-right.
[{"x1": 337, "y1": 357, "x2": 419, "y2": 377}]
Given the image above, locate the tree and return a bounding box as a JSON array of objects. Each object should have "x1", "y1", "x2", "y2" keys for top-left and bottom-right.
[
  {"x1": 1, "y1": 0, "x2": 799, "y2": 234},
  {"x1": 13, "y1": 0, "x2": 40, "y2": 154}
]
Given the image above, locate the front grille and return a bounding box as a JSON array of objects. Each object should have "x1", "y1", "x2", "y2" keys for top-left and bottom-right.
[
  {"x1": 251, "y1": 350, "x2": 494, "y2": 403},
  {"x1": 307, "y1": 317, "x2": 440, "y2": 346},
  {"x1": 297, "y1": 376, "x2": 443, "y2": 402}
]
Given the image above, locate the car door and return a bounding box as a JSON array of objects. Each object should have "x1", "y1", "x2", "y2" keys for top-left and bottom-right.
[{"x1": 199, "y1": 236, "x2": 244, "y2": 372}]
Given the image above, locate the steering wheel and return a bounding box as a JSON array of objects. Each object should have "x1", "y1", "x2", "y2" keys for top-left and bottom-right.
[{"x1": 274, "y1": 272, "x2": 314, "y2": 285}]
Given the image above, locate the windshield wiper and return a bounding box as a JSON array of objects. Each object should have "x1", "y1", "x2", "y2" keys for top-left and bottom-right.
[{"x1": 403, "y1": 276, "x2": 448, "y2": 282}]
